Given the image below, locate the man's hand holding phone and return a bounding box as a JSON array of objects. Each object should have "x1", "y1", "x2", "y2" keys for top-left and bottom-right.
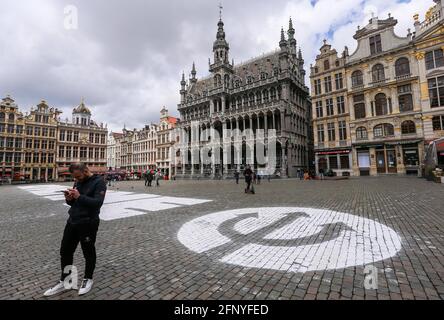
[
  {"x1": 61, "y1": 189, "x2": 74, "y2": 201},
  {"x1": 67, "y1": 188, "x2": 80, "y2": 200}
]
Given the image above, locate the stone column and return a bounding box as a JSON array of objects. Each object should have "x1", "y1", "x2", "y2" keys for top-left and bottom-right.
[
  {"x1": 369, "y1": 147, "x2": 377, "y2": 176},
  {"x1": 352, "y1": 148, "x2": 359, "y2": 176},
  {"x1": 272, "y1": 112, "x2": 276, "y2": 130},
  {"x1": 397, "y1": 144, "x2": 405, "y2": 175},
  {"x1": 417, "y1": 142, "x2": 424, "y2": 177},
  {"x1": 280, "y1": 113, "x2": 285, "y2": 133},
  {"x1": 222, "y1": 121, "x2": 228, "y2": 176},
  {"x1": 221, "y1": 96, "x2": 226, "y2": 115}
]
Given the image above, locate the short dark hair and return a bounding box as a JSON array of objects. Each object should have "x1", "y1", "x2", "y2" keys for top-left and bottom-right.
[{"x1": 69, "y1": 163, "x2": 88, "y2": 173}]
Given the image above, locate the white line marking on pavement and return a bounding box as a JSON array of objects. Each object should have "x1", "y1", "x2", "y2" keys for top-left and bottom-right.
[{"x1": 18, "y1": 185, "x2": 212, "y2": 221}]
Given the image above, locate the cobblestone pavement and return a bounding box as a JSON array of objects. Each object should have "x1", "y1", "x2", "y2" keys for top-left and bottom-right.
[{"x1": 0, "y1": 176, "x2": 443, "y2": 300}]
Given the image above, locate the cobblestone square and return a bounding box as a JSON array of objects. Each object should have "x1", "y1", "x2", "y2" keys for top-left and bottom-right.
[{"x1": 0, "y1": 176, "x2": 444, "y2": 300}]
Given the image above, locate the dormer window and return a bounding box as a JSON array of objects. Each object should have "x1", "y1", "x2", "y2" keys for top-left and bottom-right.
[
  {"x1": 324, "y1": 60, "x2": 330, "y2": 71},
  {"x1": 369, "y1": 34, "x2": 382, "y2": 55}
]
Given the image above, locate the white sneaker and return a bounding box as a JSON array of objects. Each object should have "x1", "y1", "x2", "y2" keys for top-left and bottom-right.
[
  {"x1": 43, "y1": 281, "x2": 70, "y2": 297},
  {"x1": 78, "y1": 279, "x2": 94, "y2": 296}
]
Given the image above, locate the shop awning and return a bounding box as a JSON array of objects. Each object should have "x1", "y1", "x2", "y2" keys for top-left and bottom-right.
[
  {"x1": 316, "y1": 149, "x2": 351, "y2": 155},
  {"x1": 385, "y1": 140, "x2": 422, "y2": 146},
  {"x1": 354, "y1": 140, "x2": 422, "y2": 148}
]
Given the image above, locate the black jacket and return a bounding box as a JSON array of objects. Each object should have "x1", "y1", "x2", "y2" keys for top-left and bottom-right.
[{"x1": 66, "y1": 175, "x2": 107, "y2": 224}]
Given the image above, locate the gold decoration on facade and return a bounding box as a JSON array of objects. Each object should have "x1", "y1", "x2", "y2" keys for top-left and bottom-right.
[{"x1": 415, "y1": 52, "x2": 425, "y2": 60}]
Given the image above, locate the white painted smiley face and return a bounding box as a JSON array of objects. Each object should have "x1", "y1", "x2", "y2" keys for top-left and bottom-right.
[{"x1": 178, "y1": 207, "x2": 402, "y2": 273}]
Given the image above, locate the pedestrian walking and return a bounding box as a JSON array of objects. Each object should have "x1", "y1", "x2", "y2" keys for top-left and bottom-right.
[
  {"x1": 147, "y1": 170, "x2": 153, "y2": 187},
  {"x1": 155, "y1": 170, "x2": 161, "y2": 187},
  {"x1": 234, "y1": 171, "x2": 240, "y2": 184},
  {"x1": 106, "y1": 174, "x2": 112, "y2": 187},
  {"x1": 243, "y1": 165, "x2": 254, "y2": 194},
  {"x1": 43, "y1": 163, "x2": 107, "y2": 297},
  {"x1": 298, "y1": 169, "x2": 303, "y2": 180},
  {"x1": 144, "y1": 171, "x2": 149, "y2": 187},
  {"x1": 319, "y1": 168, "x2": 325, "y2": 180}
]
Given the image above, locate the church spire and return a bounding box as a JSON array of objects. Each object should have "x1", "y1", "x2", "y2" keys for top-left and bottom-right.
[
  {"x1": 288, "y1": 17, "x2": 297, "y2": 50},
  {"x1": 213, "y1": 8, "x2": 230, "y2": 64},
  {"x1": 279, "y1": 27, "x2": 288, "y2": 49},
  {"x1": 191, "y1": 62, "x2": 196, "y2": 77},
  {"x1": 190, "y1": 62, "x2": 197, "y2": 83}
]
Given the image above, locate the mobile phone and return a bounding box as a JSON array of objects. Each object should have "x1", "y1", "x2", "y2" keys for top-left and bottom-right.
[{"x1": 58, "y1": 190, "x2": 69, "y2": 194}]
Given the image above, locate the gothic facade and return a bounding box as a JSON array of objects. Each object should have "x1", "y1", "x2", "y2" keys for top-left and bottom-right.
[{"x1": 175, "y1": 17, "x2": 312, "y2": 179}]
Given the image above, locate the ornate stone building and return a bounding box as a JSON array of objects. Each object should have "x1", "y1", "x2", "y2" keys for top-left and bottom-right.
[
  {"x1": 176, "y1": 17, "x2": 311, "y2": 179},
  {"x1": 310, "y1": 41, "x2": 352, "y2": 176},
  {"x1": 413, "y1": 0, "x2": 444, "y2": 165},
  {"x1": 107, "y1": 132, "x2": 123, "y2": 170},
  {"x1": 113, "y1": 107, "x2": 177, "y2": 178},
  {"x1": 23, "y1": 100, "x2": 60, "y2": 181},
  {"x1": 156, "y1": 107, "x2": 177, "y2": 178},
  {"x1": 0, "y1": 96, "x2": 25, "y2": 181},
  {"x1": 56, "y1": 101, "x2": 108, "y2": 180},
  {"x1": 346, "y1": 16, "x2": 423, "y2": 176}
]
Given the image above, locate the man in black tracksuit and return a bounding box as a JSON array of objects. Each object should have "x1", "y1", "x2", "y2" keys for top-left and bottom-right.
[{"x1": 44, "y1": 163, "x2": 107, "y2": 297}]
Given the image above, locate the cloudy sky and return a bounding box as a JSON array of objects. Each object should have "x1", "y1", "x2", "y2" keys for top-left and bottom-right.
[{"x1": 0, "y1": 0, "x2": 434, "y2": 132}]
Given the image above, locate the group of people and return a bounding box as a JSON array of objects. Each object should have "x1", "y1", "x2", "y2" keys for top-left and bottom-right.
[{"x1": 143, "y1": 169, "x2": 163, "y2": 187}]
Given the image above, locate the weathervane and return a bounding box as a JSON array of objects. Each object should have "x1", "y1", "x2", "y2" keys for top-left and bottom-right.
[{"x1": 219, "y1": 2, "x2": 223, "y2": 20}]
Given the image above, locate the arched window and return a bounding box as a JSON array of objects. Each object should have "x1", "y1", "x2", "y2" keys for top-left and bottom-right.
[
  {"x1": 372, "y1": 64, "x2": 385, "y2": 82},
  {"x1": 249, "y1": 93, "x2": 255, "y2": 106},
  {"x1": 356, "y1": 127, "x2": 368, "y2": 140},
  {"x1": 351, "y1": 70, "x2": 363, "y2": 87},
  {"x1": 395, "y1": 57, "x2": 410, "y2": 77},
  {"x1": 224, "y1": 74, "x2": 230, "y2": 88},
  {"x1": 256, "y1": 92, "x2": 262, "y2": 104},
  {"x1": 373, "y1": 123, "x2": 394, "y2": 138},
  {"x1": 0, "y1": 112, "x2": 5, "y2": 122},
  {"x1": 235, "y1": 80, "x2": 241, "y2": 88},
  {"x1": 263, "y1": 90, "x2": 269, "y2": 102},
  {"x1": 270, "y1": 88, "x2": 277, "y2": 100},
  {"x1": 8, "y1": 113, "x2": 15, "y2": 122},
  {"x1": 243, "y1": 95, "x2": 248, "y2": 107},
  {"x1": 214, "y1": 74, "x2": 222, "y2": 87},
  {"x1": 401, "y1": 120, "x2": 416, "y2": 134},
  {"x1": 375, "y1": 93, "x2": 388, "y2": 116}
]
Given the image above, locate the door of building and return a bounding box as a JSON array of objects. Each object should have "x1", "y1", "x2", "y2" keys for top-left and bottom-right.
[
  {"x1": 386, "y1": 149, "x2": 397, "y2": 173},
  {"x1": 376, "y1": 151, "x2": 386, "y2": 174}
]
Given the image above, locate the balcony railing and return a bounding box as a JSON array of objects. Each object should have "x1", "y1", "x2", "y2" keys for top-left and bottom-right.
[
  {"x1": 395, "y1": 74, "x2": 412, "y2": 81},
  {"x1": 351, "y1": 84, "x2": 364, "y2": 91},
  {"x1": 369, "y1": 78, "x2": 388, "y2": 87}
]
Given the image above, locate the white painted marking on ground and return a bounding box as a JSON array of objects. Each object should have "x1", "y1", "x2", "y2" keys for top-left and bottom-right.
[
  {"x1": 177, "y1": 207, "x2": 402, "y2": 273},
  {"x1": 18, "y1": 184, "x2": 212, "y2": 221}
]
